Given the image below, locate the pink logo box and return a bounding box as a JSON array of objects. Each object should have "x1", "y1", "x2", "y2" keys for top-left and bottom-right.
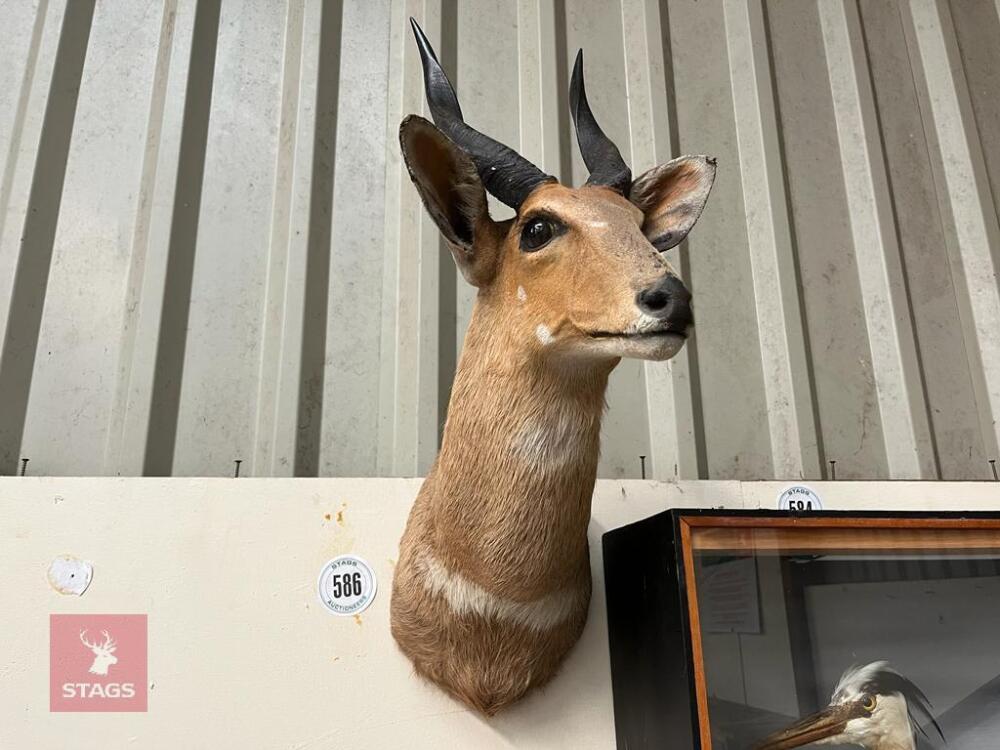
[{"x1": 50, "y1": 614, "x2": 147, "y2": 712}]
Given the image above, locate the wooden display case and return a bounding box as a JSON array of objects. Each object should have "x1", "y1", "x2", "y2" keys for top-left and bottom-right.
[{"x1": 603, "y1": 510, "x2": 1000, "y2": 750}]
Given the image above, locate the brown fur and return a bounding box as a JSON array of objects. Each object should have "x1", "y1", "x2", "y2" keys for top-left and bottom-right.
[
  {"x1": 391, "y1": 116, "x2": 715, "y2": 715},
  {"x1": 390, "y1": 297, "x2": 607, "y2": 714}
]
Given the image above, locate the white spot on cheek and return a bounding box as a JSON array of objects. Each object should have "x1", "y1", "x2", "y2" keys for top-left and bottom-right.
[
  {"x1": 517, "y1": 286, "x2": 527, "y2": 303},
  {"x1": 585, "y1": 219, "x2": 608, "y2": 229},
  {"x1": 535, "y1": 324, "x2": 554, "y2": 346}
]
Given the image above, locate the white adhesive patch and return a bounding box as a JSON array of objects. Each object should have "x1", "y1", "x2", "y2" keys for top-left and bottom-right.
[
  {"x1": 47, "y1": 556, "x2": 93, "y2": 596},
  {"x1": 535, "y1": 324, "x2": 553, "y2": 346},
  {"x1": 517, "y1": 286, "x2": 527, "y2": 303}
]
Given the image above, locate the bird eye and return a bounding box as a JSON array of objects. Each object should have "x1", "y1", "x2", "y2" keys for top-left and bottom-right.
[
  {"x1": 861, "y1": 694, "x2": 877, "y2": 712},
  {"x1": 520, "y1": 217, "x2": 558, "y2": 251}
]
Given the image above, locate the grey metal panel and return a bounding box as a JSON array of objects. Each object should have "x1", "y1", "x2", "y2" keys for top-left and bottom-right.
[
  {"x1": 322, "y1": 0, "x2": 392, "y2": 475},
  {"x1": 1, "y1": 0, "x2": 998, "y2": 480},
  {"x1": 671, "y1": 0, "x2": 775, "y2": 480},
  {"x1": 860, "y1": 0, "x2": 986, "y2": 479},
  {"x1": 21, "y1": 0, "x2": 163, "y2": 476},
  {"x1": 723, "y1": 0, "x2": 820, "y2": 480},
  {"x1": 170, "y1": 0, "x2": 287, "y2": 477},
  {"x1": 949, "y1": 0, "x2": 1000, "y2": 224},
  {"x1": 767, "y1": 0, "x2": 890, "y2": 479}
]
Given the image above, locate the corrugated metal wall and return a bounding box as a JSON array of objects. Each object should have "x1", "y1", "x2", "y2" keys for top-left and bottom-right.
[{"x1": 1, "y1": 0, "x2": 998, "y2": 480}]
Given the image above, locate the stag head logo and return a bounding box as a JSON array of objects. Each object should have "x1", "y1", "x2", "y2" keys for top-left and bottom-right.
[
  {"x1": 79, "y1": 629, "x2": 118, "y2": 675},
  {"x1": 51, "y1": 614, "x2": 147, "y2": 712}
]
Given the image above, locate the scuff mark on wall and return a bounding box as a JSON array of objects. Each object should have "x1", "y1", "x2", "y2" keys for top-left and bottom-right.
[{"x1": 326, "y1": 501, "x2": 355, "y2": 556}]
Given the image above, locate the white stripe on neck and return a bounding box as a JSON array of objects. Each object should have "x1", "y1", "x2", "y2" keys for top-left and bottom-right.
[{"x1": 418, "y1": 551, "x2": 584, "y2": 632}]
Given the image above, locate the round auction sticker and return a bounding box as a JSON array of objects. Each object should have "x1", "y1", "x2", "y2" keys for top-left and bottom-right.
[
  {"x1": 317, "y1": 555, "x2": 377, "y2": 616},
  {"x1": 778, "y1": 484, "x2": 823, "y2": 512}
]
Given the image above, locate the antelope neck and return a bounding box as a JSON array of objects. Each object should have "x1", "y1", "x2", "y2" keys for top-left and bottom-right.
[{"x1": 427, "y1": 304, "x2": 613, "y2": 600}]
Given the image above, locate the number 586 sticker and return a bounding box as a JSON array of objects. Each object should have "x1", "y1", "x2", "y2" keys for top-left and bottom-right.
[{"x1": 317, "y1": 555, "x2": 377, "y2": 616}]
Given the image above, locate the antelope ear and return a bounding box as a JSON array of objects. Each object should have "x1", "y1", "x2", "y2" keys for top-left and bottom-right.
[
  {"x1": 628, "y1": 156, "x2": 716, "y2": 252},
  {"x1": 399, "y1": 115, "x2": 498, "y2": 286}
]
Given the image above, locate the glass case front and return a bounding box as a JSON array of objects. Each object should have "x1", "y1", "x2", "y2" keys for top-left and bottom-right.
[{"x1": 681, "y1": 518, "x2": 1000, "y2": 750}]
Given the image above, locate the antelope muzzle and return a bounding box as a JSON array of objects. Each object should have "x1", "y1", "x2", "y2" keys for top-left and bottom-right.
[{"x1": 636, "y1": 274, "x2": 693, "y2": 333}]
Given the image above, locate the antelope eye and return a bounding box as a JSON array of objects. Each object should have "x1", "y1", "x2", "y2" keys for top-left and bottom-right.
[
  {"x1": 861, "y1": 694, "x2": 877, "y2": 712},
  {"x1": 520, "y1": 217, "x2": 558, "y2": 251}
]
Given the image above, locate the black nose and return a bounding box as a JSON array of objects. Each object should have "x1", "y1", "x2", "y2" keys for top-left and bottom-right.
[{"x1": 636, "y1": 275, "x2": 693, "y2": 327}]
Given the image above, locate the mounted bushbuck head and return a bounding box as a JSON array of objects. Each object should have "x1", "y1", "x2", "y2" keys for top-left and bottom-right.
[
  {"x1": 390, "y1": 19, "x2": 716, "y2": 716},
  {"x1": 79, "y1": 629, "x2": 118, "y2": 675},
  {"x1": 400, "y1": 21, "x2": 715, "y2": 362}
]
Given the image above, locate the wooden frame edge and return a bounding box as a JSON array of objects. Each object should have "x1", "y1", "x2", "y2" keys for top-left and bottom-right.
[{"x1": 679, "y1": 516, "x2": 712, "y2": 749}]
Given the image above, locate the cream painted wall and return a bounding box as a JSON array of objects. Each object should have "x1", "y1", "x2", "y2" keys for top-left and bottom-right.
[{"x1": 2, "y1": 478, "x2": 999, "y2": 748}]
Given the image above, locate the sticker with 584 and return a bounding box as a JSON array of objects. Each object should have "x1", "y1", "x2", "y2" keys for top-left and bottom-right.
[
  {"x1": 777, "y1": 485, "x2": 824, "y2": 512},
  {"x1": 317, "y1": 555, "x2": 377, "y2": 616}
]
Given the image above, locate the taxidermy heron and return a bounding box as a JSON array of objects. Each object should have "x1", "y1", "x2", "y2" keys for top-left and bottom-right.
[{"x1": 753, "y1": 661, "x2": 945, "y2": 750}]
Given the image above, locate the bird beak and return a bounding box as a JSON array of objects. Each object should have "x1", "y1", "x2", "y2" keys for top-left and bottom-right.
[{"x1": 752, "y1": 705, "x2": 851, "y2": 750}]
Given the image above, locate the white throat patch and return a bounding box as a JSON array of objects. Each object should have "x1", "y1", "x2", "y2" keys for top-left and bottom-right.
[{"x1": 512, "y1": 407, "x2": 591, "y2": 468}]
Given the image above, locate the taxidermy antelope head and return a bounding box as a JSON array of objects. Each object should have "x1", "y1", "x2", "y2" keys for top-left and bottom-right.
[{"x1": 390, "y1": 19, "x2": 716, "y2": 715}]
